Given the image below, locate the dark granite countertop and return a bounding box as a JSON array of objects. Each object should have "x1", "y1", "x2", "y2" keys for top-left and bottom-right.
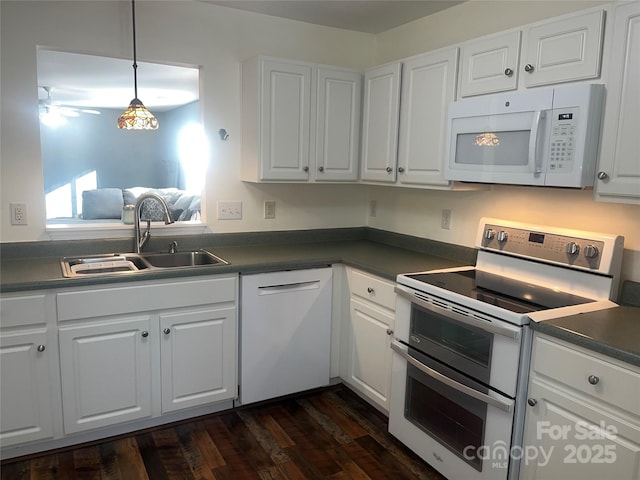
[
  {"x1": 532, "y1": 306, "x2": 640, "y2": 367},
  {"x1": 0, "y1": 228, "x2": 474, "y2": 293}
]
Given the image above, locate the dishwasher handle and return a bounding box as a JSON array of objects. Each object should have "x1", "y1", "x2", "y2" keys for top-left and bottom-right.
[{"x1": 257, "y1": 280, "x2": 321, "y2": 295}]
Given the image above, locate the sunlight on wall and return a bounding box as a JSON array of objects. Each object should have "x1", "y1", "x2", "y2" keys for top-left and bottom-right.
[{"x1": 178, "y1": 123, "x2": 209, "y2": 194}]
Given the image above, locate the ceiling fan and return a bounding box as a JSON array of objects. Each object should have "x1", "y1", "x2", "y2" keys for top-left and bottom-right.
[{"x1": 39, "y1": 86, "x2": 100, "y2": 126}]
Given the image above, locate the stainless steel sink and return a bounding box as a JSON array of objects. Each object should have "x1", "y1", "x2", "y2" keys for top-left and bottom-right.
[
  {"x1": 61, "y1": 250, "x2": 228, "y2": 277},
  {"x1": 140, "y1": 251, "x2": 228, "y2": 268},
  {"x1": 61, "y1": 254, "x2": 150, "y2": 277}
]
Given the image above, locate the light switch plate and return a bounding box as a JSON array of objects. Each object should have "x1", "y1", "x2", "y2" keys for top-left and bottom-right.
[{"x1": 217, "y1": 201, "x2": 242, "y2": 220}]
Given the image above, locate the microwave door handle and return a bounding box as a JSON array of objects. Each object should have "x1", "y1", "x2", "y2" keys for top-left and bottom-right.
[
  {"x1": 528, "y1": 110, "x2": 546, "y2": 175},
  {"x1": 391, "y1": 341, "x2": 514, "y2": 413}
]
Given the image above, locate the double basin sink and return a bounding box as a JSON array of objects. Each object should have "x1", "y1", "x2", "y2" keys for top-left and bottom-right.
[{"x1": 61, "y1": 250, "x2": 228, "y2": 278}]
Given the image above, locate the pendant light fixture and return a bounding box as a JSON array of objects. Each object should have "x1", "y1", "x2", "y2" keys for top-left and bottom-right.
[{"x1": 117, "y1": 0, "x2": 158, "y2": 130}]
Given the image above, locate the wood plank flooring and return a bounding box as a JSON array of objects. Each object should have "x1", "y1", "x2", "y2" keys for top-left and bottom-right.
[{"x1": 1, "y1": 385, "x2": 446, "y2": 480}]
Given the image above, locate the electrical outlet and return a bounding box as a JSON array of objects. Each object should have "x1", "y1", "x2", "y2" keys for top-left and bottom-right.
[
  {"x1": 369, "y1": 200, "x2": 377, "y2": 217},
  {"x1": 10, "y1": 203, "x2": 27, "y2": 225},
  {"x1": 264, "y1": 200, "x2": 276, "y2": 219},
  {"x1": 441, "y1": 209, "x2": 452, "y2": 230},
  {"x1": 217, "y1": 201, "x2": 242, "y2": 220}
]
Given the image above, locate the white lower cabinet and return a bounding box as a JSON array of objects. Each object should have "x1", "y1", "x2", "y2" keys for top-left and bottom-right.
[
  {"x1": 58, "y1": 316, "x2": 153, "y2": 434},
  {"x1": 57, "y1": 275, "x2": 238, "y2": 435},
  {"x1": 0, "y1": 293, "x2": 57, "y2": 448},
  {"x1": 520, "y1": 333, "x2": 640, "y2": 480},
  {"x1": 343, "y1": 268, "x2": 396, "y2": 412},
  {"x1": 160, "y1": 306, "x2": 236, "y2": 412}
]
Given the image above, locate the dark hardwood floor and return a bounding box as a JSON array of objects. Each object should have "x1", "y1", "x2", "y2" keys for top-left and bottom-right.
[{"x1": 1, "y1": 385, "x2": 446, "y2": 480}]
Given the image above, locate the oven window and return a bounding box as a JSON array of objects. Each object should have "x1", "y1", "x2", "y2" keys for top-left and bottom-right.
[
  {"x1": 405, "y1": 363, "x2": 486, "y2": 471},
  {"x1": 411, "y1": 304, "x2": 493, "y2": 379}
]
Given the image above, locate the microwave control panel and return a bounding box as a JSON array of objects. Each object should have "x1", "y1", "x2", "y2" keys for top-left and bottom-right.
[{"x1": 548, "y1": 107, "x2": 579, "y2": 173}]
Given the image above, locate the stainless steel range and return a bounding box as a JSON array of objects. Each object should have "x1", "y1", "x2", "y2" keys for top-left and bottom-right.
[{"x1": 389, "y1": 218, "x2": 624, "y2": 480}]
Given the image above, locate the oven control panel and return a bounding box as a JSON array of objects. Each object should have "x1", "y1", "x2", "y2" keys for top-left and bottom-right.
[{"x1": 480, "y1": 223, "x2": 606, "y2": 270}]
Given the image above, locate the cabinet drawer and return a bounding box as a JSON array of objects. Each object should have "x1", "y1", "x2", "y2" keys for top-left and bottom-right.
[
  {"x1": 58, "y1": 275, "x2": 237, "y2": 321},
  {"x1": 533, "y1": 335, "x2": 640, "y2": 416},
  {"x1": 0, "y1": 294, "x2": 49, "y2": 328},
  {"x1": 349, "y1": 269, "x2": 395, "y2": 311}
]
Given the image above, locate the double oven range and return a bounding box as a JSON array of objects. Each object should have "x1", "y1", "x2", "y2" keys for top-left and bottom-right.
[{"x1": 389, "y1": 218, "x2": 624, "y2": 480}]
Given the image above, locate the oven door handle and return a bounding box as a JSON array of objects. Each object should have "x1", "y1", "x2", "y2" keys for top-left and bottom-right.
[
  {"x1": 391, "y1": 340, "x2": 514, "y2": 413},
  {"x1": 395, "y1": 285, "x2": 521, "y2": 340}
]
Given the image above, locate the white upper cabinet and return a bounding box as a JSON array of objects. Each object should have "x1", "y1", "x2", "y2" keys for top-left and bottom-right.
[
  {"x1": 242, "y1": 57, "x2": 362, "y2": 182},
  {"x1": 596, "y1": 0, "x2": 640, "y2": 204},
  {"x1": 397, "y1": 48, "x2": 459, "y2": 187},
  {"x1": 314, "y1": 68, "x2": 362, "y2": 182},
  {"x1": 459, "y1": 31, "x2": 521, "y2": 97},
  {"x1": 459, "y1": 9, "x2": 605, "y2": 97},
  {"x1": 360, "y1": 62, "x2": 402, "y2": 183},
  {"x1": 242, "y1": 58, "x2": 312, "y2": 181},
  {"x1": 361, "y1": 49, "x2": 460, "y2": 188}
]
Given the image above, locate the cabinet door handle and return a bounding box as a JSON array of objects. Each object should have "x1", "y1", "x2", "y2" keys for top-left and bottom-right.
[
  {"x1": 588, "y1": 375, "x2": 599, "y2": 385},
  {"x1": 303, "y1": 166, "x2": 309, "y2": 172},
  {"x1": 504, "y1": 68, "x2": 513, "y2": 77},
  {"x1": 318, "y1": 166, "x2": 324, "y2": 172},
  {"x1": 386, "y1": 167, "x2": 393, "y2": 173},
  {"x1": 386, "y1": 328, "x2": 394, "y2": 336},
  {"x1": 398, "y1": 167, "x2": 405, "y2": 173},
  {"x1": 367, "y1": 287, "x2": 375, "y2": 294},
  {"x1": 37, "y1": 344, "x2": 46, "y2": 352},
  {"x1": 597, "y1": 171, "x2": 609, "y2": 180},
  {"x1": 163, "y1": 328, "x2": 171, "y2": 335},
  {"x1": 524, "y1": 63, "x2": 535, "y2": 73},
  {"x1": 527, "y1": 398, "x2": 537, "y2": 407},
  {"x1": 141, "y1": 331, "x2": 149, "y2": 338}
]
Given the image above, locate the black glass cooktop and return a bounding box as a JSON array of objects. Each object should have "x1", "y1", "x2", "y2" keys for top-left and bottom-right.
[{"x1": 406, "y1": 269, "x2": 595, "y2": 314}]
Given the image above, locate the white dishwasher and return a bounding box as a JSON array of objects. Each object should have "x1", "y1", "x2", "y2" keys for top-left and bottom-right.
[{"x1": 238, "y1": 267, "x2": 332, "y2": 405}]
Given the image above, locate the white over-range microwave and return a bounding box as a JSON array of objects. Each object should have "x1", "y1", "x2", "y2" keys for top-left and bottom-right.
[{"x1": 444, "y1": 84, "x2": 604, "y2": 188}]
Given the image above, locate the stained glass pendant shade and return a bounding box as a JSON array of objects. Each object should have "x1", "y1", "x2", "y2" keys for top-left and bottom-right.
[{"x1": 117, "y1": 0, "x2": 158, "y2": 130}]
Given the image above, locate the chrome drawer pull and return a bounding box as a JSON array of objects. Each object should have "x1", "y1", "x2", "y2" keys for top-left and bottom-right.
[{"x1": 588, "y1": 375, "x2": 600, "y2": 385}]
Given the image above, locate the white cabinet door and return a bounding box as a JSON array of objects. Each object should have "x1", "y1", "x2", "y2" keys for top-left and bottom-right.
[
  {"x1": 59, "y1": 317, "x2": 152, "y2": 434},
  {"x1": 160, "y1": 306, "x2": 236, "y2": 413},
  {"x1": 360, "y1": 62, "x2": 401, "y2": 183},
  {"x1": 259, "y1": 59, "x2": 312, "y2": 181},
  {"x1": 596, "y1": 1, "x2": 640, "y2": 204},
  {"x1": 347, "y1": 298, "x2": 394, "y2": 412},
  {"x1": 314, "y1": 67, "x2": 362, "y2": 182},
  {"x1": 521, "y1": 378, "x2": 640, "y2": 480},
  {"x1": 0, "y1": 330, "x2": 54, "y2": 447},
  {"x1": 397, "y1": 48, "x2": 458, "y2": 186},
  {"x1": 459, "y1": 31, "x2": 521, "y2": 97},
  {"x1": 522, "y1": 9, "x2": 605, "y2": 88}
]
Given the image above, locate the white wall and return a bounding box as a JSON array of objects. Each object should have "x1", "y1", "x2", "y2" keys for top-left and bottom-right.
[
  {"x1": 1, "y1": 0, "x2": 639, "y2": 282},
  {"x1": 369, "y1": 0, "x2": 640, "y2": 283},
  {"x1": 0, "y1": 0, "x2": 373, "y2": 241}
]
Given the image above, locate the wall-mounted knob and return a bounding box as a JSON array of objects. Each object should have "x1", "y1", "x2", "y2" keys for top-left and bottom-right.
[
  {"x1": 497, "y1": 231, "x2": 509, "y2": 243},
  {"x1": 367, "y1": 287, "x2": 375, "y2": 294},
  {"x1": 524, "y1": 63, "x2": 535, "y2": 73},
  {"x1": 584, "y1": 245, "x2": 599, "y2": 259},
  {"x1": 303, "y1": 166, "x2": 309, "y2": 172},
  {"x1": 141, "y1": 331, "x2": 149, "y2": 338},
  {"x1": 597, "y1": 171, "x2": 609, "y2": 180},
  {"x1": 527, "y1": 398, "x2": 538, "y2": 407},
  {"x1": 386, "y1": 167, "x2": 393, "y2": 173},
  {"x1": 588, "y1": 375, "x2": 600, "y2": 385},
  {"x1": 566, "y1": 242, "x2": 580, "y2": 256},
  {"x1": 398, "y1": 167, "x2": 405, "y2": 173},
  {"x1": 318, "y1": 166, "x2": 324, "y2": 172},
  {"x1": 163, "y1": 328, "x2": 171, "y2": 335},
  {"x1": 504, "y1": 68, "x2": 514, "y2": 77},
  {"x1": 386, "y1": 328, "x2": 394, "y2": 336},
  {"x1": 37, "y1": 344, "x2": 46, "y2": 352},
  {"x1": 484, "y1": 229, "x2": 495, "y2": 240}
]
